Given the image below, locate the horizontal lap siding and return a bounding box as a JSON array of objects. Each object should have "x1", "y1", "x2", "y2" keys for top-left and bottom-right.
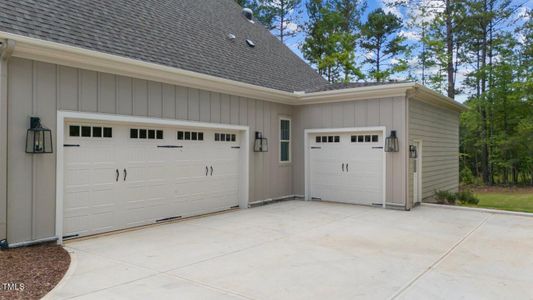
[
  {"x1": 292, "y1": 97, "x2": 408, "y2": 205},
  {"x1": 6, "y1": 57, "x2": 292, "y2": 244},
  {"x1": 408, "y1": 99, "x2": 460, "y2": 201}
]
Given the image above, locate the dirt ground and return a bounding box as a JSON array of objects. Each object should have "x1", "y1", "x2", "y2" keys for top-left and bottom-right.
[{"x1": 0, "y1": 243, "x2": 70, "y2": 300}]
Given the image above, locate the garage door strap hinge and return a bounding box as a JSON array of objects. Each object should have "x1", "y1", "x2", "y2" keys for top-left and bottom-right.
[
  {"x1": 311, "y1": 146, "x2": 321, "y2": 149},
  {"x1": 372, "y1": 146, "x2": 384, "y2": 149},
  {"x1": 62, "y1": 234, "x2": 79, "y2": 239},
  {"x1": 63, "y1": 144, "x2": 80, "y2": 147},
  {"x1": 157, "y1": 145, "x2": 183, "y2": 148},
  {"x1": 231, "y1": 146, "x2": 240, "y2": 149},
  {"x1": 156, "y1": 215, "x2": 182, "y2": 222}
]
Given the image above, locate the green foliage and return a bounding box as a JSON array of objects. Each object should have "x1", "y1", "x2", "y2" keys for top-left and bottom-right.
[
  {"x1": 359, "y1": 8, "x2": 408, "y2": 82},
  {"x1": 460, "y1": 7, "x2": 533, "y2": 186},
  {"x1": 302, "y1": 0, "x2": 365, "y2": 82},
  {"x1": 434, "y1": 190, "x2": 457, "y2": 205},
  {"x1": 234, "y1": 0, "x2": 302, "y2": 43},
  {"x1": 460, "y1": 167, "x2": 475, "y2": 185},
  {"x1": 456, "y1": 190, "x2": 480, "y2": 205}
]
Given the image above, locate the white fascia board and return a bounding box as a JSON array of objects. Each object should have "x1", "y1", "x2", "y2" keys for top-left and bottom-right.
[
  {"x1": 0, "y1": 32, "x2": 466, "y2": 111},
  {"x1": 295, "y1": 82, "x2": 415, "y2": 104},
  {"x1": 411, "y1": 83, "x2": 468, "y2": 112}
]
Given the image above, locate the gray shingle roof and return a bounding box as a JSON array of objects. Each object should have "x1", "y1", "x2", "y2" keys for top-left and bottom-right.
[
  {"x1": 306, "y1": 80, "x2": 412, "y2": 92},
  {"x1": 0, "y1": 0, "x2": 327, "y2": 92}
]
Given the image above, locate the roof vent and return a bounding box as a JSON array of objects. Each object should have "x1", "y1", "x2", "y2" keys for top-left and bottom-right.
[
  {"x1": 227, "y1": 33, "x2": 236, "y2": 41},
  {"x1": 246, "y1": 39, "x2": 256, "y2": 48},
  {"x1": 242, "y1": 8, "x2": 254, "y2": 22}
]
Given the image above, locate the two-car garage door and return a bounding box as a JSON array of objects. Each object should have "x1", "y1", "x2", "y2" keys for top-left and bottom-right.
[
  {"x1": 63, "y1": 121, "x2": 242, "y2": 238},
  {"x1": 308, "y1": 130, "x2": 384, "y2": 206}
]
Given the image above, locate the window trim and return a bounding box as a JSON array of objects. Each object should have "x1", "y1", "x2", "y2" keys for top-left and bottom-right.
[{"x1": 279, "y1": 116, "x2": 291, "y2": 164}]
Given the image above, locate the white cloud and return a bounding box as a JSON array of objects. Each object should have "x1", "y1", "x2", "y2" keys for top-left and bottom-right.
[
  {"x1": 380, "y1": 0, "x2": 403, "y2": 18},
  {"x1": 407, "y1": 0, "x2": 443, "y2": 23},
  {"x1": 517, "y1": 6, "x2": 529, "y2": 19},
  {"x1": 284, "y1": 21, "x2": 299, "y2": 32},
  {"x1": 399, "y1": 30, "x2": 419, "y2": 40}
]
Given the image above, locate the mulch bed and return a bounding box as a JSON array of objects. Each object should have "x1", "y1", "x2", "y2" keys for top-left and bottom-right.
[
  {"x1": 0, "y1": 243, "x2": 70, "y2": 300},
  {"x1": 469, "y1": 186, "x2": 533, "y2": 194}
]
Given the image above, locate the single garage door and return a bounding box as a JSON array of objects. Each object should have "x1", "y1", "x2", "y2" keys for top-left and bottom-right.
[
  {"x1": 63, "y1": 121, "x2": 241, "y2": 238},
  {"x1": 309, "y1": 131, "x2": 384, "y2": 206}
]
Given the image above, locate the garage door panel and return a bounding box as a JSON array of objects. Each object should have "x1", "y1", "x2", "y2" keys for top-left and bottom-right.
[
  {"x1": 309, "y1": 131, "x2": 383, "y2": 206},
  {"x1": 63, "y1": 216, "x2": 90, "y2": 236},
  {"x1": 65, "y1": 168, "x2": 91, "y2": 186},
  {"x1": 64, "y1": 191, "x2": 90, "y2": 213},
  {"x1": 64, "y1": 123, "x2": 242, "y2": 238}
]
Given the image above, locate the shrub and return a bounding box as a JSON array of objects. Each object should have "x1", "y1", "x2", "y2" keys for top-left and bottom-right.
[
  {"x1": 456, "y1": 190, "x2": 480, "y2": 205},
  {"x1": 460, "y1": 167, "x2": 475, "y2": 185},
  {"x1": 434, "y1": 190, "x2": 457, "y2": 205}
]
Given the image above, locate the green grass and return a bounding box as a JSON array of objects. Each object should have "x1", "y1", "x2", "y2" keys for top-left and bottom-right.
[{"x1": 461, "y1": 192, "x2": 533, "y2": 213}]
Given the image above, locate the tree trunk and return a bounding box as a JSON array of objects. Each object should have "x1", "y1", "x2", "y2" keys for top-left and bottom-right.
[
  {"x1": 480, "y1": 0, "x2": 491, "y2": 185},
  {"x1": 280, "y1": 1, "x2": 285, "y2": 44},
  {"x1": 445, "y1": 0, "x2": 455, "y2": 99}
]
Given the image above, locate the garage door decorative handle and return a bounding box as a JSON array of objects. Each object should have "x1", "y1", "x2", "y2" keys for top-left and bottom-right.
[
  {"x1": 123, "y1": 169, "x2": 127, "y2": 181},
  {"x1": 346, "y1": 163, "x2": 348, "y2": 172},
  {"x1": 210, "y1": 166, "x2": 213, "y2": 176},
  {"x1": 342, "y1": 163, "x2": 344, "y2": 172},
  {"x1": 115, "y1": 169, "x2": 119, "y2": 182},
  {"x1": 205, "y1": 166, "x2": 209, "y2": 176}
]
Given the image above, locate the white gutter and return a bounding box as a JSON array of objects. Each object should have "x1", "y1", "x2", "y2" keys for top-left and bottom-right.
[{"x1": 0, "y1": 31, "x2": 467, "y2": 111}]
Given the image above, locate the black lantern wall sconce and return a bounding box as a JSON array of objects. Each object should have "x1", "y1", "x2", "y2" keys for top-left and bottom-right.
[
  {"x1": 409, "y1": 145, "x2": 418, "y2": 158},
  {"x1": 254, "y1": 131, "x2": 268, "y2": 152},
  {"x1": 26, "y1": 117, "x2": 53, "y2": 154},
  {"x1": 384, "y1": 130, "x2": 399, "y2": 152}
]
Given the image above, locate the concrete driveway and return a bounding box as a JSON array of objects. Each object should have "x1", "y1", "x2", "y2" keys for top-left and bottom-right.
[{"x1": 48, "y1": 200, "x2": 533, "y2": 300}]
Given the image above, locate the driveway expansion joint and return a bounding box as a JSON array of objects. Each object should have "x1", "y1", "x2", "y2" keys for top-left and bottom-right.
[{"x1": 389, "y1": 213, "x2": 494, "y2": 299}]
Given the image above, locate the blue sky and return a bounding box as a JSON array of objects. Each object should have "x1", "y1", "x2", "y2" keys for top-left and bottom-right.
[{"x1": 278, "y1": 0, "x2": 532, "y2": 103}]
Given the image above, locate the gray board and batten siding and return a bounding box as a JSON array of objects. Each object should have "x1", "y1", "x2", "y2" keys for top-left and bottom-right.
[
  {"x1": 6, "y1": 57, "x2": 293, "y2": 244},
  {"x1": 292, "y1": 97, "x2": 409, "y2": 206},
  {"x1": 3, "y1": 57, "x2": 461, "y2": 244}
]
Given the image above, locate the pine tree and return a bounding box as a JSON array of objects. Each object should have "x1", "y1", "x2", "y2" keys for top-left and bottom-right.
[
  {"x1": 302, "y1": 0, "x2": 365, "y2": 82},
  {"x1": 360, "y1": 8, "x2": 408, "y2": 82},
  {"x1": 260, "y1": 0, "x2": 303, "y2": 43}
]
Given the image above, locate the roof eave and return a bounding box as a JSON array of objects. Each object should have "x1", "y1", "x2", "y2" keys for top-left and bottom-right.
[
  {"x1": 0, "y1": 32, "x2": 468, "y2": 112},
  {"x1": 0, "y1": 32, "x2": 295, "y2": 103},
  {"x1": 295, "y1": 82, "x2": 416, "y2": 104},
  {"x1": 411, "y1": 83, "x2": 468, "y2": 112}
]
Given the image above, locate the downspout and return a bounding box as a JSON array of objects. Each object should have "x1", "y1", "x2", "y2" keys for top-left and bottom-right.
[
  {"x1": 0, "y1": 39, "x2": 15, "y2": 249},
  {"x1": 405, "y1": 89, "x2": 413, "y2": 211}
]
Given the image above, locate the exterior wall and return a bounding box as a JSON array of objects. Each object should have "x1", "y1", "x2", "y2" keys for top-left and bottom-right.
[
  {"x1": 6, "y1": 57, "x2": 293, "y2": 244},
  {"x1": 292, "y1": 96, "x2": 408, "y2": 206},
  {"x1": 0, "y1": 57, "x2": 7, "y2": 241},
  {"x1": 408, "y1": 98, "x2": 460, "y2": 201}
]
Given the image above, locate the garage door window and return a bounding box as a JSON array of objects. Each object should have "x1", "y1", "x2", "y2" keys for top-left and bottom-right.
[
  {"x1": 69, "y1": 125, "x2": 112, "y2": 138},
  {"x1": 280, "y1": 118, "x2": 291, "y2": 163},
  {"x1": 351, "y1": 134, "x2": 379, "y2": 143},
  {"x1": 131, "y1": 129, "x2": 163, "y2": 140},
  {"x1": 214, "y1": 133, "x2": 236, "y2": 142}
]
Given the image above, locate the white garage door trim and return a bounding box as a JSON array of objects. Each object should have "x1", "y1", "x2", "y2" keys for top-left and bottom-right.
[
  {"x1": 55, "y1": 111, "x2": 249, "y2": 244},
  {"x1": 304, "y1": 127, "x2": 387, "y2": 207}
]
